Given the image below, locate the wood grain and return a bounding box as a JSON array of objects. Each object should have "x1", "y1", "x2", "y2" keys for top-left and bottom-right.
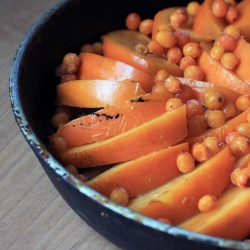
[{"x1": 0, "y1": 1, "x2": 119, "y2": 249}]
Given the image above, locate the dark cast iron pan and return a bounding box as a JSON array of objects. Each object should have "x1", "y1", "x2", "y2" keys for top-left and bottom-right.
[{"x1": 9, "y1": 0, "x2": 249, "y2": 249}]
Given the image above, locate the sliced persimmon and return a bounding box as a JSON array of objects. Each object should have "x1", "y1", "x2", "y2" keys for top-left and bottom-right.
[
  {"x1": 128, "y1": 145, "x2": 235, "y2": 225},
  {"x1": 78, "y1": 53, "x2": 155, "y2": 93},
  {"x1": 233, "y1": 37, "x2": 250, "y2": 84},
  {"x1": 179, "y1": 185, "x2": 250, "y2": 240},
  {"x1": 55, "y1": 79, "x2": 146, "y2": 108},
  {"x1": 197, "y1": 41, "x2": 250, "y2": 95},
  {"x1": 102, "y1": 29, "x2": 183, "y2": 77},
  {"x1": 192, "y1": 0, "x2": 227, "y2": 41},
  {"x1": 233, "y1": 0, "x2": 250, "y2": 43},
  {"x1": 49, "y1": 91, "x2": 172, "y2": 147},
  {"x1": 56, "y1": 105, "x2": 188, "y2": 168},
  {"x1": 87, "y1": 142, "x2": 190, "y2": 198},
  {"x1": 178, "y1": 77, "x2": 241, "y2": 105}
]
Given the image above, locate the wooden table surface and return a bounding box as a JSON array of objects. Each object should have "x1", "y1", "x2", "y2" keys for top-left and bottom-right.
[{"x1": 0, "y1": 1, "x2": 120, "y2": 249}]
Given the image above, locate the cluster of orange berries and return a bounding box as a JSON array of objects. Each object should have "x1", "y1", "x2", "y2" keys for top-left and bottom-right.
[
  {"x1": 126, "y1": 0, "x2": 242, "y2": 82},
  {"x1": 126, "y1": 4, "x2": 205, "y2": 81},
  {"x1": 153, "y1": 75, "x2": 238, "y2": 135},
  {"x1": 211, "y1": 24, "x2": 241, "y2": 70},
  {"x1": 54, "y1": 41, "x2": 104, "y2": 85}
]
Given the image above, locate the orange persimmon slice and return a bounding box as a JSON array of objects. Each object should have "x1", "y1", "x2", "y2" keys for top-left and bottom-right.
[
  {"x1": 128, "y1": 145, "x2": 235, "y2": 225},
  {"x1": 179, "y1": 185, "x2": 250, "y2": 240},
  {"x1": 233, "y1": 0, "x2": 250, "y2": 43},
  {"x1": 87, "y1": 142, "x2": 190, "y2": 198},
  {"x1": 49, "y1": 91, "x2": 172, "y2": 147},
  {"x1": 192, "y1": 0, "x2": 227, "y2": 41},
  {"x1": 233, "y1": 37, "x2": 250, "y2": 84},
  {"x1": 78, "y1": 53, "x2": 155, "y2": 93},
  {"x1": 197, "y1": 41, "x2": 250, "y2": 95},
  {"x1": 102, "y1": 29, "x2": 183, "y2": 77},
  {"x1": 55, "y1": 79, "x2": 146, "y2": 108},
  {"x1": 56, "y1": 105, "x2": 187, "y2": 168},
  {"x1": 178, "y1": 77, "x2": 241, "y2": 105}
]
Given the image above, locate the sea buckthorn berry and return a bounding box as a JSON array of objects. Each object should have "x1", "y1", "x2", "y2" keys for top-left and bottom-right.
[
  {"x1": 165, "y1": 98, "x2": 183, "y2": 112},
  {"x1": 204, "y1": 90, "x2": 224, "y2": 110},
  {"x1": 92, "y1": 42, "x2": 103, "y2": 55},
  {"x1": 198, "y1": 195, "x2": 217, "y2": 212},
  {"x1": 135, "y1": 43, "x2": 149, "y2": 54},
  {"x1": 226, "y1": 5, "x2": 238, "y2": 23},
  {"x1": 156, "y1": 30, "x2": 177, "y2": 49},
  {"x1": 65, "y1": 165, "x2": 79, "y2": 175},
  {"x1": 183, "y1": 42, "x2": 202, "y2": 58},
  {"x1": 80, "y1": 44, "x2": 94, "y2": 53},
  {"x1": 125, "y1": 13, "x2": 141, "y2": 30},
  {"x1": 152, "y1": 83, "x2": 168, "y2": 94},
  {"x1": 213, "y1": 39, "x2": 221, "y2": 47},
  {"x1": 147, "y1": 41, "x2": 164, "y2": 56},
  {"x1": 55, "y1": 63, "x2": 67, "y2": 77},
  {"x1": 62, "y1": 53, "x2": 79, "y2": 73},
  {"x1": 167, "y1": 46, "x2": 183, "y2": 64},
  {"x1": 192, "y1": 143, "x2": 212, "y2": 162},
  {"x1": 220, "y1": 52, "x2": 238, "y2": 70},
  {"x1": 212, "y1": 0, "x2": 229, "y2": 17},
  {"x1": 76, "y1": 174, "x2": 87, "y2": 182},
  {"x1": 60, "y1": 73, "x2": 77, "y2": 83},
  {"x1": 184, "y1": 65, "x2": 204, "y2": 81},
  {"x1": 174, "y1": 83, "x2": 194, "y2": 103},
  {"x1": 157, "y1": 23, "x2": 175, "y2": 33},
  {"x1": 203, "y1": 90, "x2": 213, "y2": 100},
  {"x1": 180, "y1": 55, "x2": 197, "y2": 71},
  {"x1": 231, "y1": 167, "x2": 250, "y2": 188},
  {"x1": 169, "y1": 8, "x2": 189, "y2": 27},
  {"x1": 154, "y1": 69, "x2": 170, "y2": 84},
  {"x1": 186, "y1": 99, "x2": 204, "y2": 119},
  {"x1": 139, "y1": 19, "x2": 154, "y2": 35},
  {"x1": 207, "y1": 110, "x2": 225, "y2": 128},
  {"x1": 203, "y1": 136, "x2": 223, "y2": 155},
  {"x1": 236, "y1": 95, "x2": 250, "y2": 112},
  {"x1": 177, "y1": 151, "x2": 195, "y2": 173},
  {"x1": 164, "y1": 76, "x2": 182, "y2": 94},
  {"x1": 236, "y1": 123, "x2": 250, "y2": 138},
  {"x1": 174, "y1": 30, "x2": 191, "y2": 48},
  {"x1": 192, "y1": 115, "x2": 208, "y2": 131},
  {"x1": 110, "y1": 186, "x2": 129, "y2": 206},
  {"x1": 49, "y1": 137, "x2": 67, "y2": 153},
  {"x1": 225, "y1": 131, "x2": 241, "y2": 145},
  {"x1": 51, "y1": 112, "x2": 70, "y2": 129},
  {"x1": 187, "y1": 118, "x2": 203, "y2": 136},
  {"x1": 187, "y1": 1, "x2": 200, "y2": 16},
  {"x1": 219, "y1": 101, "x2": 237, "y2": 121},
  {"x1": 230, "y1": 136, "x2": 250, "y2": 156},
  {"x1": 210, "y1": 44, "x2": 225, "y2": 60},
  {"x1": 203, "y1": 109, "x2": 212, "y2": 122},
  {"x1": 231, "y1": 168, "x2": 241, "y2": 185},
  {"x1": 55, "y1": 105, "x2": 72, "y2": 117},
  {"x1": 223, "y1": 25, "x2": 241, "y2": 40},
  {"x1": 218, "y1": 33, "x2": 238, "y2": 51}
]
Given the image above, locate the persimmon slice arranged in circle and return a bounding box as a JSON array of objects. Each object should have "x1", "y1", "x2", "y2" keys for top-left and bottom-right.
[
  {"x1": 102, "y1": 29, "x2": 183, "y2": 77},
  {"x1": 56, "y1": 79, "x2": 146, "y2": 108}
]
